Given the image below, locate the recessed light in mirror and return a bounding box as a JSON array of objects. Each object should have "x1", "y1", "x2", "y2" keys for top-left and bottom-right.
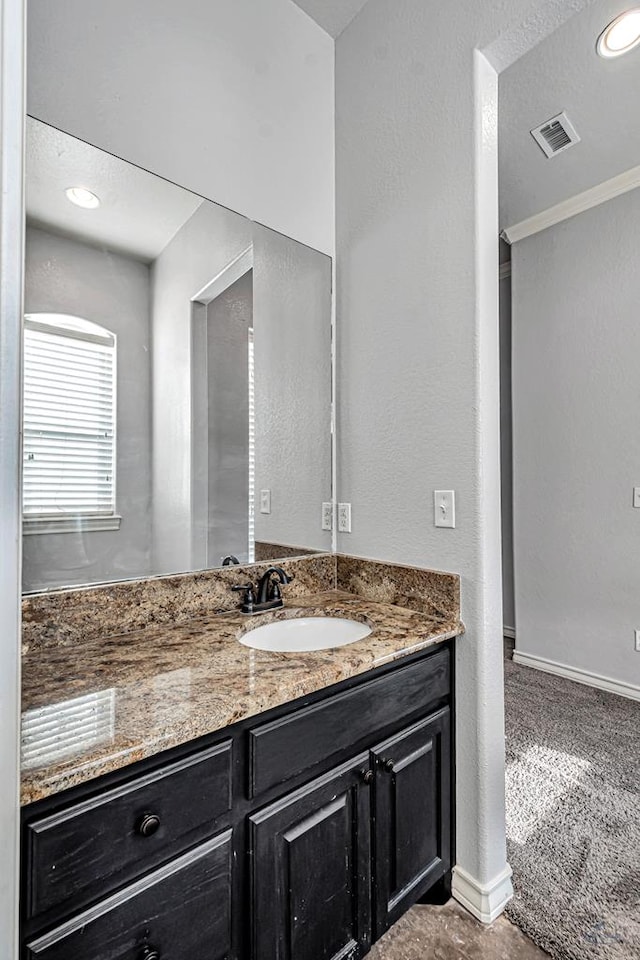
[
  {"x1": 597, "y1": 8, "x2": 640, "y2": 57},
  {"x1": 65, "y1": 186, "x2": 101, "y2": 209}
]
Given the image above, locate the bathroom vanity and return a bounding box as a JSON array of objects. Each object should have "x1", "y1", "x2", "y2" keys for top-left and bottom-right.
[{"x1": 19, "y1": 556, "x2": 461, "y2": 960}]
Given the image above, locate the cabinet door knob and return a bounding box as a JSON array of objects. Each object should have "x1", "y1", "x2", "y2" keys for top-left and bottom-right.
[
  {"x1": 140, "y1": 948, "x2": 160, "y2": 960},
  {"x1": 137, "y1": 813, "x2": 161, "y2": 837},
  {"x1": 383, "y1": 758, "x2": 395, "y2": 772},
  {"x1": 361, "y1": 768, "x2": 374, "y2": 784}
]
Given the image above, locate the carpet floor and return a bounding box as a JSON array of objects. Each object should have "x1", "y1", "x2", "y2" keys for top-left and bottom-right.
[{"x1": 504, "y1": 661, "x2": 640, "y2": 960}]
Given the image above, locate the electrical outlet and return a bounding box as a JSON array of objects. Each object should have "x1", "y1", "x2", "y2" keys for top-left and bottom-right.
[
  {"x1": 635, "y1": 629, "x2": 640, "y2": 652},
  {"x1": 634, "y1": 488, "x2": 640, "y2": 509},
  {"x1": 322, "y1": 502, "x2": 333, "y2": 531},
  {"x1": 260, "y1": 489, "x2": 271, "y2": 514},
  {"x1": 434, "y1": 490, "x2": 455, "y2": 528},
  {"x1": 338, "y1": 502, "x2": 352, "y2": 533}
]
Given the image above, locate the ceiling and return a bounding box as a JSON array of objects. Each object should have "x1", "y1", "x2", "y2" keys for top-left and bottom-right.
[
  {"x1": 26, "y1": 117, "x2": 203, "y2": 262},
  {"x1": 499, "y1": 0, "x2": 640, "y2": 233},
  {"x1": 290, "y1": 0, "x2": 369, "y2": 37}
]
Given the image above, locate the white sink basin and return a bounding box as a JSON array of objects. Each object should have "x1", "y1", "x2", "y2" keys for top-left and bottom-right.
[{"x1": 239, "y1": 616, "x2": 372, "y2": 652}]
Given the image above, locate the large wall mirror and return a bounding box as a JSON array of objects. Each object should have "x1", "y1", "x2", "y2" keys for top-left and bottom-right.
[{"x1": 23, "y1": 117, "x2": 333, "y2": 593}]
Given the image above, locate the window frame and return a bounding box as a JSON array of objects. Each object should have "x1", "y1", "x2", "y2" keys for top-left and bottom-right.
[{"x1": 22, "y1": 313, "x2": 121, "y2": 535}]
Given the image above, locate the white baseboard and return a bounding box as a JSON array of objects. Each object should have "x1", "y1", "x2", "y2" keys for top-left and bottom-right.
[
  {"x1": 503, "y1": 626, "x2": 516, "y2": 640},
  {"x1": 512, "y1": 651, "x2": 640, "y2": 702},
  {"x1": 451, "y1": 864, "x2": 513, "y2": 924}
]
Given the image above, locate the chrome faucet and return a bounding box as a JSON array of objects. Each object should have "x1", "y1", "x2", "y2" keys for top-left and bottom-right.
[{"x1": 231, "y1": 566, "x2": 294, "y2": 614}]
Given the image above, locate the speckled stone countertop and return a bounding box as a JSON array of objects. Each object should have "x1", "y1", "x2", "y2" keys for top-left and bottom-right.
[{"x1": 21, "y1": 590, "x2": 462, "y2": 805}]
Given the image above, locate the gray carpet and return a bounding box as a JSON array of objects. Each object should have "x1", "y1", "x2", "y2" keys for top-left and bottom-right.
[{"x1": 504, "y1": 661, "x2": 640, "y2": 960}]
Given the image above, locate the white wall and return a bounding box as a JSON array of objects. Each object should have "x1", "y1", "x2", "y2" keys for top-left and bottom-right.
[
  {"x1": 207, "y1": 271, "x2": 252, "y2": 565},
  {"x1": 26, "y1": 0, "x2": 335, "y2": 255},
  {"x1": 253, "y1": 224, "x2": 333, "y2": 554},
  {"x1": 512, "y1": 189, "x2": 640, "y2": 693},
  {"x1": 334, "y1": 0, "x2": 581, "y2": 907},
  {"x1": 23, "y1": 226, "x2": 153, "y2": 590},
  {"x1": 151, "y1": 201, "x2": 252, "y2": 573}
]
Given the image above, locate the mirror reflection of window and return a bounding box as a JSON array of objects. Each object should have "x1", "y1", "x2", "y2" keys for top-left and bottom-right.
[
  {"x1": 22, "y1": 117, "x2": 333, "y2": 591},
  {"x1": 23, "y1": 314, "x2": 117, "y2": 533},
  {"x1": 21, "y1": 688, "x2": 115, "y2": 770}
]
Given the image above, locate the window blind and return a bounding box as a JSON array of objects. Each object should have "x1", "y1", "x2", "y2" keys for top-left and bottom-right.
[{"x1": 23, "y1": 318, "x2": 116, "y2": 518}]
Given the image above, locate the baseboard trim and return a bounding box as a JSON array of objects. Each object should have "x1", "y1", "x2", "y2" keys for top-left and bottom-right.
[
  {"x1": 512, "y1": 651, "x2": 640, "y2": 702},
  {"x1": 451, "y1": 864, "x2": 513, "y2": 924},
  {"x1": 503, "y1": 626, "x2": 516, "y2": 640}
]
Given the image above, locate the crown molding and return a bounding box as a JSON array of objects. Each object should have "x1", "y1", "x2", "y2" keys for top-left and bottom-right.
[{"x1": 501, "y1": 164, "x2": 640, "y2": 245}]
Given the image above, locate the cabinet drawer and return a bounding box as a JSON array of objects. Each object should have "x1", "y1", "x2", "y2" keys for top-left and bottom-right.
[
  {"x1": 249, "y1": 646, "x2": 449, "y2": 797},
  {"x1": 25, "y1": 831, "x2": 233, "y2": 960},
  {"x1": 25, "y1": 739, "x2": 232, "y2": 921}
]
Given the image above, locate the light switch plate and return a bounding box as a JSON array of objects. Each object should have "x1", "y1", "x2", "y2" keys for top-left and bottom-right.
[
  {"x1": 260, "y1": 489, "x2": 271, "y2": 514},
  {"x1": 434, "y1": 490, "x2": 455, "y2": 528},
  {"x1": 322, "y1": 502, "x2": 333, "y2": 531},
  {"x1": 633, "y1": 488, "x2": 640, "y2": 509},
  {"x1": 338, "y1": 502, "x2": 352, "y2": 533}
]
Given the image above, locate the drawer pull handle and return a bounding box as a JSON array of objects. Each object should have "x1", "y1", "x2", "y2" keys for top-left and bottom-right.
[
  {"x1": 361, "y1": 769, "x2": 374, "y2": 785},
  {"x1": 140, "y1": 947, "x2": 160, "y2": 960},
  {"x1": 383, "y1": 758, "x2": 395, "y2": 772},
  {"x1": 137, "y1": 813, "x2": 161, "y2": 837}
]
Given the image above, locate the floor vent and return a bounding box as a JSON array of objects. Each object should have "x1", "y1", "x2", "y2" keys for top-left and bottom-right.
[{"x1": 530, "y1": 111, "x2": 580, "y2": 158}]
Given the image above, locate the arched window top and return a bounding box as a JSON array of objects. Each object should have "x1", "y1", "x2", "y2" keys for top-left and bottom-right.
[{"x1": 24, "y1": 313, "x2": 115, "y2": 347}]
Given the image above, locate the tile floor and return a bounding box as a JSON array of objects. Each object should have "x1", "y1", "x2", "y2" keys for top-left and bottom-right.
[{"x1": 369, "y1": 901, "x2": 548, "y2": 959}]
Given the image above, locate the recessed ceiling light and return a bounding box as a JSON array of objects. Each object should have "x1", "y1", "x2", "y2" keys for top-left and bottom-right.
[
  {"x1": 597, "y1": 8, "x2": 640, "y2": 58},
  {"x1": 65, "y1": 186, "x2": 101, "y2": 209}
]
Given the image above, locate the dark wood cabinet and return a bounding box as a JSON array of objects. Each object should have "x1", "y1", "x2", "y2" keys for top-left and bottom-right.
[
  {"x1": 21, "y1": 642, "x2": 454, "y2": 960},
  {"x1": 24, "y1": 740, "x2": 232, "y2": 921},
  {"x1": 25, "y1": 830, "x2": 233, "y2": 960},
  {"x1": 248, "y1": 648, "x2": 449, "y2": 798},
  {"x1": 371, "y1": 708, "x2": 451, "y2": 938},
  {"x1": 250, "y1": 754, "x2": 372, "y2": 960}
]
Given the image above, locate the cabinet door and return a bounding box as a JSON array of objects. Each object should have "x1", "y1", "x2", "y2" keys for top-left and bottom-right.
[
  {"x1": 372, "y1": 708, "x2": 451, "y2": 937},
  {"x1": 249, "y1": 753, "x2": 372, "y2": 960}
]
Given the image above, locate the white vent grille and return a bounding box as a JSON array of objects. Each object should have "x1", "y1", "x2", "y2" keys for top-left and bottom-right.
[{"x1": 531, "y1": 112, "x2": 580, "y2": 159}]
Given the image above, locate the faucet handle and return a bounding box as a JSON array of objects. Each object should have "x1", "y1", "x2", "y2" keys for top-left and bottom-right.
[
  {"x1": 269, "y1": 581, "x2": 282, "y2": 602},
  {"x1": 231, "y1": 583, "x2": 256, "y2": 613}
]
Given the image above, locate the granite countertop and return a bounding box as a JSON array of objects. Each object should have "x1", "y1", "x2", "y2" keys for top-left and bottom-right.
[{"x1": 21, "y1": 590, "x2": 462, "y2": 805}]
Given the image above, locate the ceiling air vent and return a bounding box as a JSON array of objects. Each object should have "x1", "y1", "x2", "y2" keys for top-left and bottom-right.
[{"x1": 530, "y1": 111, "x2": 580, "y2": 158}]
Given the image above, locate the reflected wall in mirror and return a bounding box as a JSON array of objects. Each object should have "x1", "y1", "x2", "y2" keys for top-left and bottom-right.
[{"x1": 23, "y1": 117, "x2": 332, "y2": 593}]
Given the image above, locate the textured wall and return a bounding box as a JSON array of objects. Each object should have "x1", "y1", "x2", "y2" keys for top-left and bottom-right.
[
  {"x1": 151, "y1": 202, "x2": 252, "y2": 574},
  {"x1": 207, "y1": 272, "x2": 252, "y2": 566},
  {"x1": 334, "y1": 0, "x2": 581, "y2": 896},
  {"x1": 27, "y1": 0, "x2": 335, "y2": 254},
  {"x1": 253, "y1": 224, "x2": 333, "y2": 554},
  {"x1": 23, "y1": 226, "x2": 152, "y2": 590},
  {"x1": 499, "y1": 0, "x2": 640, "y2": 232},
  {"x1": 512, "y1": 189, "x2": 640, "y2": 691}
]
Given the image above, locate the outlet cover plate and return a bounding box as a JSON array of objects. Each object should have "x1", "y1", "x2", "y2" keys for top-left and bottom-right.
[
  {"x1": 322, "y1": 502, "x2": 333, "y2": 531},
  {"x1": 338, "y1": 502, "x2": 352, "y2": 533},
  {"x1": 260, "y1": 489, "x2": 271, "y2": 514}
]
